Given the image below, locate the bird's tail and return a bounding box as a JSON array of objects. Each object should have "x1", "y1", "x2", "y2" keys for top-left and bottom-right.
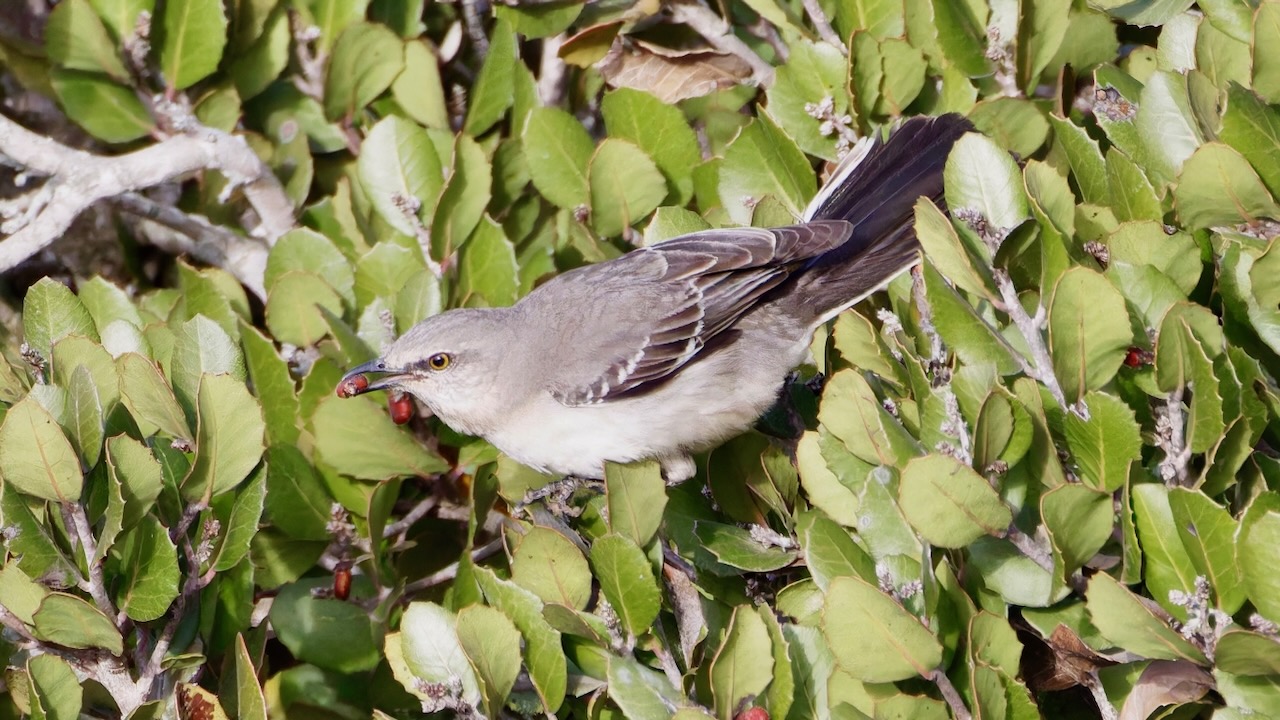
[{"x1": 791, "y1": 113, "x2": 973, "y2": 326}]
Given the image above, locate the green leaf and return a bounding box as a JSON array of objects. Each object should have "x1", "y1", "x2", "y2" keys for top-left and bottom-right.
[
  {"x1": 27, "y1": 654, "x2": 82, "y2": 720},
  {"x1": 968, "y1": 537, "x2": 1059, "y2": 607},
  {"x1": 263, "y1": 445, "x2": 332, "y2": 541},
  {"x1": 266, "y1": 228, "x2": 356, "y2": 307},
  {"x1": 1174, "y1": 143, "x2": 1280, "y2": 230},
  {"x1": 182, "y1": 373, "x2": 266, "y2": 502},
  {"x1": 695, "y1": 521, "x2": 800, "y2": 572},
  {"x1": 1061, "y1": 391, "x2": 1142, "y2": 492},
  {"x1": 796, "y1": 432, "x2": 861, "y2": 528},
  {"x1": 265, "y1": 271, "x2": 344, "y2": 347},
  {"x1": 606, "y1": 654, "x2": 689, "y2": 719},
  {"x1": 931, "y1": 0, "x2": 988, "y2": 76},
  {"x1": 357, "y1": 115, "x2": 444, "y2": 237},
  {"x1": 0, "y1": 396, "x2": 84, "y2": 502},
  {"x1": 923, "y1": 261, "x2": 1020, "y2": 374},
  {"x1": 392, "y1": 40, "x2": 449, "y2": 129},
  {"x1": 457, "y1": 216, "x2": 518, "y2": 307},
  {"x1": 398, "y1": 604, "x2": 482, "y2": 705},
  {"x1": 1105, "y1": 221, "x2": 1201, "y2": 295},
  {"x1": 1216, "y1": 629, "x2": 1280, "y2": 676},
  {"x1": 312, "y1": 395, "x2": 447, "y2": 480},
  {"x1": 603, "y1": 88, "x2": 703, "y2": 204},
  {"x1": 45, "y1": 0, "x2": 129, "y2": 79},
  {"x1": 1168, "y1": 488, "x2": 1245, "y2": 613},
  {"x1": 719, "y1": 113, "x2": 816, "y2": 225},
  {"x1": 33, "y1": 593, "x2": 124, "y2": 654},
  {"x1": 524, "y1": 106, "x2": 595, "y2": 210},
  {"x1": 877, "y1": 38, "x2": 928, "y2": 115},
  {"x1": 710, "y1": 606, "x2": 774, "y2": 720},
  {"x1": 819, "y1": 369, "x2": 922, "y2": 467},
  {"x1": 835, "y1": 0, "x2": 905, "y2": 38},
  {"x1": 0, "y1": 486, "x2": 76, "y2": 584},
  {"x1": 1132, "y1": 484, "x2": 1200, "y2": 621},
  {"x1": 1256, "y1": 3, "x2": 1280, "y2": 102},
  {"x1": 170, "y1": 315, "x2": 246, "y2": 416},
  {"x1": 271, "y1": 579, "x2": 382, "y2": 672},
  {"x1": 1239, "y1": 493, "x2": 1280, "y2": 623},
  {"x1": 0, "y1": 564, "x2": 49, "y2": 626},
  {"x1": 764, "y1": 40, "x2": 847, "y2": 161},
  {"x1": 590, "y1": 533, "x2": 661, "y2": 636},
  {"x1": 1041, "y1": 484, "x2": 1113, "y2": 580},
  {"x1": 823, "y1": 575, "x2": 943, "y2": 682},
  {"x1": 240, "y1": 322, "x2": 301, "y2": 446},
  {"x1": 1219, "y1": 84, "x2": 1280, "y2": 200},
  {"x1": 49, "y1": 69, "x2": 154, "y2": 143},
  {"x1": 116, "y1": 352, "x2": 192, "y2": 440},
  {"x1": 158, "y1": 0, "x2": 228, "y2": 89},
  {"x1": 510, "y1": 526, "x2": 592, "y2": 610},
  {"x1": 431, "y1": 134, "x2": 492, "y2": 259},
  {"x1": 1105, "y1": 149, "x2": 1162, "y2": 222},
  {"x1": 605, "y1": 460, "x2": 667, "y2": 548},
  {"x1": 211, "y1": 465, "x2": 266, "y2": 571},
  {"x1": 1048, "y1": 116, "x2": 1108, "y2": 205},
  {"x1": 110, "y1": 515, "x2": 180, "y2": 621},
  {"x1": 474, "y1": 567, "x2": 567, "y2": 714},
  {"x1": 1084, "y1": 572, "x2": 1205, "y2": 662},
  {"x1": 1047, "y1": 266, "x2": 1132, "y2": 404},
  {"x1": 588, "y1": 139, "x2": 668, "y2": 237},
  {"x1": 799, "y1": 511, "x2": 876, "y2": 590},
  {"x1": 898, "y1": 454, "x2": 1012, "y2": 547},
  {"x1": 493, "y1": 2, "x2": 581, "y2": 38},
  {"x1": 23, "y1": 277, "x2": 98, "y2": 359},
  {"x1": 231, "y1": 634, "x2": 268, "y2": 720},
  {"x1": 323, "y1": 21, "x2": 404, "y2": 120},
  {"x1": 456, "y1": 605, "x2": 522, "y2": 718},
  {"x1": 65, "y1": 364, "x2": 103, "y2": 469},
  {"x1": 944, "y1": 132, "x2": 1030, "y2": 233},
  {"x1": 915, "y1": 197, "x2": 995, "y2": 299},
  {"x1": 463, "y1": 18, "x2": 516, "y2": 136}
]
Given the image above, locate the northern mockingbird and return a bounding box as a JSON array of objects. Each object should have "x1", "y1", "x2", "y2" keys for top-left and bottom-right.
[{"x1": 339, "y1": 114, "x2": 972, "y2": 482}]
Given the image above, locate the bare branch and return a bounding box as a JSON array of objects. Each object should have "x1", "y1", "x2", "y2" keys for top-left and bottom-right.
[
  {"x1": 402, "y1": 537, "x2": 504, "y2": 596},
  {"x1": 994, "y1": 269, "x2": 1088, "y2": 418},
  {"x1": 801, "y1": 0, "x2": 847, "y2": 52},
  {"x1": 929, "y1": 668, "x2": 973, "y2": 720},
  {"x1": 1004, "y1": 523, "x2": 1055, "y2": 575},
  {"x1": 62, "y1": 503, "x2": 115, "y2": 618},
  {"x1": 1155, "y1": 391, "x2": 1191, "y2": 486},
  {"x1": 538, "y1": 34, "x2": 569, "y2": 107},
  {"x1": 667, "y1": 0, "x2": 776, "y2": 88},
  {"x1": 0, "y1": 112, "x2": 294, "y2": 275}
]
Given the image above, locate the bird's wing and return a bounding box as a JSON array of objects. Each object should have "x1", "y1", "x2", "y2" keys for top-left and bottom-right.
[{"x1": 548, "y1": 221, "x2": 851, "y2": 406}]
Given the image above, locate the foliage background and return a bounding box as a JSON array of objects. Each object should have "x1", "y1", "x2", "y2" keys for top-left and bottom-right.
[{"x1": 1, "y1": 0, "x2": 1280, "y2": 718}]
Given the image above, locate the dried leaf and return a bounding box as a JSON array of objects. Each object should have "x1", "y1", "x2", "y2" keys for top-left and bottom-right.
[{"x1": 596, "y1": 38, "x2": 752, "y2": 103}]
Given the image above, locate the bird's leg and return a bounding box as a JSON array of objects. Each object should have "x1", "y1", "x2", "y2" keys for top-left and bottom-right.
[{"x1": 515, "y1": 475, "x2": 602, "y2": 517}]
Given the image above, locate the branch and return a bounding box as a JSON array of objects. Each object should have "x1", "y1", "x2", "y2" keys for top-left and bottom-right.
[
  {"x1": 929, "y1": 668, "x2": 972, "y2": 720},
  {"x1": 801, "y1": 0, "x2": 847, "y2": 52},
  {"x1": 1004, "y1": 523, "x2": 1055, "y2": 575},
  {"x1": 993, "y1": 269, "x2": 1088, "y2": 418},
  {"x1": 402, "y1": 537, "x2": 504, "y2": 596},
  {"x1": 113, "y1": 193, "x2": 269, "y2": 300},
  {"x1": 62, "y1": 503, "x2": 115, "y2": 618},
  {"x1": 538, "y1": 34, "x2": 569, "y2": 107},
  {"x1": 668, "y1": 0, "x2": 776, "y2": 88},
  {"x1": 0, "y1": 112, "x2": 294, "y2": 275},
  {"x1": 1156, "y1": 391, "x2": 1191, "y2": 486}
]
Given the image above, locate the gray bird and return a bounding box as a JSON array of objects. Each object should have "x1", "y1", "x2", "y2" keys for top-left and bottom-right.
[{"x1": 339, "y1": 114, "x2": 972, "y2": 482}]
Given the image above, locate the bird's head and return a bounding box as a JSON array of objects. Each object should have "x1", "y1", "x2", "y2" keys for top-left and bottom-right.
[{"x1": 336, "y1": 308, "x2": 507, "y2": 435}]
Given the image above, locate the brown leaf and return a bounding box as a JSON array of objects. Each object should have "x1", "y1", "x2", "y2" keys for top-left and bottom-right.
[
  {"x1": 662, "y1": 563, "x2": 706, "y2": 668},
  {"x1": 1117, "y1": 660, "x2": 1214, "y2": 720},
  {"x1": 595, "y1": 37, "x2": 752, "y2": 103},
  {"x1": 176, "y1": 683, "x2": 227, "y2": 720},
  {"x1": 1015, "y1": 615, "x2": 1117, "y2": 693}
]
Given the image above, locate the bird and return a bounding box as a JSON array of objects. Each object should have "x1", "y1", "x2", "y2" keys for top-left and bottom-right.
[{"x1": 338, "y1": 114, "x2": 973, "y2": 483}]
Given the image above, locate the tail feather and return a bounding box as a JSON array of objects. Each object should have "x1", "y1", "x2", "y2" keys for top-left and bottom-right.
[{"x1": 792, "y1": 114, "x2": 973, "y2": 324}]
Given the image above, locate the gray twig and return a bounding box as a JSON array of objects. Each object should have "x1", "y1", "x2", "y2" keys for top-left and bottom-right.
[
  {"x1": 402, "y1": 537, "x2": 505, "y2": 595},
  {"x1": 929, "y1": 668, "x2": 972, "y2": 720},
  {"x1": 801, "y1": 0, "x2": 846, "y2": 52},
  {"x1": 668, "y1": 0, "x2": 776, "y2": 87},
  {"x1": 994, "y1": 269, "x2": 1088, "y2": 418}
]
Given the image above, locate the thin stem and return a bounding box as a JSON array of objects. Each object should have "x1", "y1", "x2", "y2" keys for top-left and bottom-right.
[
  {"x1": 801, "y1": 0, "x2": 847, "y2": 52},
  {"x1": 668, "y1": 0, "x2": 776, "y2": 87},
  {"x1": 1004, "y1": 524, "x2": 1055, "y2": 575},
  {"x1": 383, "y1": 495, "x2": 439, "y2": 538},
  {"x1": 63, "y1": 504, "x2": 114, "y2": 617},
  {"x1": 994, "y1": 269, "x2": 1087, "y2": 418},
  {"x1": 929, "y1": 668, "x2": 972, "y2": 720},
  {"x1": 402, "y1": 537, "x2": 504, "y2": 596}
]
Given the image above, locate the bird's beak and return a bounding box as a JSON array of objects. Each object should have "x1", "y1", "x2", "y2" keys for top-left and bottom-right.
[{"x1": 336, "y1": 358, "x2": 411, "y2": 397}]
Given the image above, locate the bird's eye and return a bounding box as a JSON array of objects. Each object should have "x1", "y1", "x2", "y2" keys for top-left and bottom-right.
[{"x1": 428, "y1": 352, "x2": 451, "y2": 371}]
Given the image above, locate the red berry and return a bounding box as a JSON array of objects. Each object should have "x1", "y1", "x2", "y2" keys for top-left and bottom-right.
[
  {"x1": 1123, "y1": 347, "x2": 1144, "y2": 368},
  {"x1": 333, "y1": 562, "x2": 352, "y2": 601},
  {"x1": 735, "y1": 709, "x2": 770, "y2": 720},
  {"x1": 336, "y1": 374, "x2": 369, "y2": 398},
  {"x1": 389, "y1": 392, "x2": 414, "y2": 424}
]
